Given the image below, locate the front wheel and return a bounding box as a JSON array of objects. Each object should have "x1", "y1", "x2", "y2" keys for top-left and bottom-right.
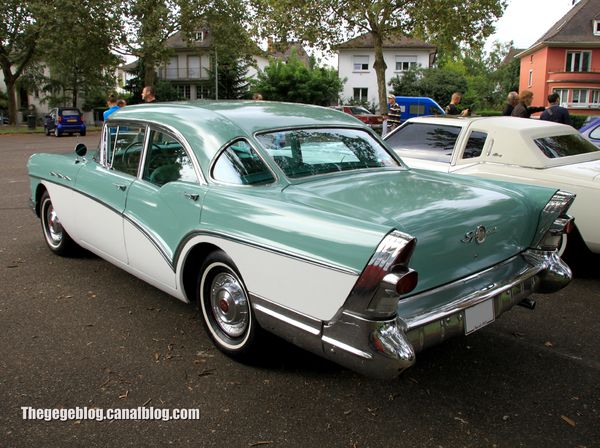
[
  {"x1": 40, "y1": 191, "x2": 77, "y2": 256},
  {"x1": 197, "y1": 251, "x2": 259, "y2": 357}
]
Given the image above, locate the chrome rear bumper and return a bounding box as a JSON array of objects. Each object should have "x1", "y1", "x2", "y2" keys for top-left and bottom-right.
[{"x1": 252, "y1": 250, "x2": 571, "y2": 379}]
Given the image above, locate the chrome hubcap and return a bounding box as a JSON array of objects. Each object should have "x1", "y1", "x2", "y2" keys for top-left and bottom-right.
[
  {"x1": 45, "y1": 203, "x2": 63, "y2": 245},
  {"x1": 210, "y1": 272, "x2": 248, "y2": 338}
]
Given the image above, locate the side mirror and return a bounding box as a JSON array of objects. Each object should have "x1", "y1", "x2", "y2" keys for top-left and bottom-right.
[{"x1": 75, "y1": 143, "x2": 87, "y2": 157}]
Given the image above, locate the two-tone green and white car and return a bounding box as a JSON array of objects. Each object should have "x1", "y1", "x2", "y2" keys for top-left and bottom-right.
[{"x1": 27, "y1": 101, "x2": 574, "y2": 378}]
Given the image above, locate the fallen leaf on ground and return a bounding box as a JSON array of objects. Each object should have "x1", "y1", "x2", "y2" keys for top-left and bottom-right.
[{"x1": 561, "y1": 415, "x2": 576, "y2": 427}]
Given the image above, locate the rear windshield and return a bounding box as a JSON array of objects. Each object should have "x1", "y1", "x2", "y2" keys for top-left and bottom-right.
[
  {"x1": 534, "y1": 134, "x2": 599, "y2": 158},
  {"x1": 385, "y1": 122, "x2": 461, "y2": 163},
  {"x1": 61, "y1": 109, "x2": 80, "y2": 117},
  {"x1": 256, "y1": 128, "x2": 399, "y2": 179}
]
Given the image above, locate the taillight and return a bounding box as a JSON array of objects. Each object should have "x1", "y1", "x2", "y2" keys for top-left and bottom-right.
[
  {"x1": 531, "y1": 191, "x2": 576, "y2": 251},
  {"x1": 344, "y1": 230, "x2": 418, "y2": 319}
]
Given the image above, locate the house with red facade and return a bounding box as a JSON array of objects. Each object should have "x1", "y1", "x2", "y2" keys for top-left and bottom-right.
[{"x1": 516, "y1": 0, "x2": 600, "y2": 116}]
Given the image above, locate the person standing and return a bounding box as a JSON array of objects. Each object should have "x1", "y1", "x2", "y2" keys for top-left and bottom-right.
[
  {"x1": 103, "y1": 95, "x2": 119, "y2": 121},
  {"x1": 445, "y1": 92, "x2": 469, "y2": 116},
  {"x1": 383, "y1": 94, "x2": 401, "y2": 137},
  {"x1": 540, "y1": 93, "x2": 571, "y2": 125},
  {"x1": 142, "y1": 86, "x2": 156, "y2": 103},
  {"x1": 502, "y1": 91, "x2": 519, "y2": 116},
  {"x1": 511, "y1": 90, "x2": 545, "y2": 118}
]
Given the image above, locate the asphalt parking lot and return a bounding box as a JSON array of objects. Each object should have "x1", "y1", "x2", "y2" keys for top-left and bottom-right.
[{"x1": 1, "y1": 132, "x2": 599, "y2": 447}]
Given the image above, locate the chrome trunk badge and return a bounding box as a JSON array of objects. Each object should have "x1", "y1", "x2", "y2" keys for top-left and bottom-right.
[{"x1": 462, "y1": 225, "x2": 497, "y2": 244}]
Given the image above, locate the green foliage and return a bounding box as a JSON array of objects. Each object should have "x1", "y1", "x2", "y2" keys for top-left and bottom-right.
[
  {"x1": 155, "y1": 80, "x2": 183, "y2": 101},
  {"x1": 207, "y1": 55, "x2": 251, "y2": 99},
  {"x1": 251, "y1": 51, "x2": 343, "y2": 106},
  {"x1": 250, "y1": 0, "x2": 508, "y2": 112},
  {"x1": 390, "y1": 66, "x2": 468, "y2": 108},
  {"x1": 39, "y1": 0, "x2": 121, "y2": 108},
  {"x1": 571, "y1": 115, "x2": 589, "y2": 130}
]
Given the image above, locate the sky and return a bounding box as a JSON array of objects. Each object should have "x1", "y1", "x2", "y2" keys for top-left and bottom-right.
[{"x1": 486, "y1": 0, "x2": 576, "y2": 50}]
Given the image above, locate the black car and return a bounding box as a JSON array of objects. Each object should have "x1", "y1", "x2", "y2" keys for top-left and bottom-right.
[{"x1": 44, "y1": 108, "x2": 86, "y2": 137}]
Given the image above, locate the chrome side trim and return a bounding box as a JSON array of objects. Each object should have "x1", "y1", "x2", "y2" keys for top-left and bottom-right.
[
  {"x1": 176, "y1": 231, "x2": 360, "y2": 276},
  {"x1": 254, "y1": 303, "x2": 320, "y2": 336},
  {"x1": 321, "y1": 336, "x2": 372, "y2": 359}
]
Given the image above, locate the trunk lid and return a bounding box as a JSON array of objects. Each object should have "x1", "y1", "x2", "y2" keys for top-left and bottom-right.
[{"x1": 283, "y1": 169, "x2": 552, "y2": 294}]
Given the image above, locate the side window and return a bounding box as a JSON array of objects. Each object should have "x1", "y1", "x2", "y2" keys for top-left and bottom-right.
[
  {"x1": 212, "y1": 140, "x2": 275, "y2": 185},
  {"x1": 142, "y1": 129, "x2": 198, "y2": 187},
  {"x1": 589, "y1": 125, "x2": 600, "y2": 140},
  {"x1": 462, "y1": 131, "x2": 488, "y2": 159},
  {"x1": 106, "y1": 125, "x2": 146, "y2": 176},
  {"x1": 385, "y1": 123, "x2": 461, "y2": 163}
]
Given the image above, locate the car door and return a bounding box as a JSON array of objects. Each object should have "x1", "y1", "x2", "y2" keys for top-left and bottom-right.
[
  {"x1": 72, "y1": 123, "x2": 147, "y2": 264},
  {"x1": 124, "y1": 126, "x2": 207, "y2": 289}
]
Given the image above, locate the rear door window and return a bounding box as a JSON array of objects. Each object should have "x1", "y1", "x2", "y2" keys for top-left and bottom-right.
[
  {"x1": 461, "y1": 131, "x2": 488, "y2": 159},
  {"x1": 386, "y1": 122, "x2": 461, "y2": 162}
]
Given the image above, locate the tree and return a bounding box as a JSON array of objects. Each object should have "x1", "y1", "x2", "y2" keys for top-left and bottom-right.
[
  {"x1": 390, "y1": 66, "x2": 468, "y2": 107},
  {"x1": 251, "y1": 51, "x2": 343, "y2": 105},
  {"x1": 116, "y1": 0, "x2": 180, "y2": 87},
  {"x1": 251, "y1": 0, "x2": 507, "y2": 114},
  {"x1": 207, "y1": 55, "x2": 251, "y2": 99},
  {"x1": 0, "y1": 1, "x2": 45, "y2": 124},
  {"x1": 40, "y1": 0, "x2": 121, "y2": 108}
]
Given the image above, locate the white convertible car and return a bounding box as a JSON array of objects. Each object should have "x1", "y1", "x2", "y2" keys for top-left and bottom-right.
[{"x1": 384, "y1": 116, "x2": 600, "y2": 255}]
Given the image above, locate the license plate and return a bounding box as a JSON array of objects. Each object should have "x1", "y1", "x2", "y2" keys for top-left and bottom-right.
[
  {"x1": 464, "y1": 299, "x2": 495, "y2": 335},
  {"x1": 67, "y1": 119, "x2": 77, "y2": 122}
]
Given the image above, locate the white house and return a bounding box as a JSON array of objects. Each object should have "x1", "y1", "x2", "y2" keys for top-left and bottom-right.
[{"x1": 337, "y1": 32, "x2": 437, "y2": 107}]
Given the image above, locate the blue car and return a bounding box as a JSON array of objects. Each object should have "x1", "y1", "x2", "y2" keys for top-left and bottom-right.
[
  {"x1": 394, "y1": 96, "x2": 445, "y2": 122},
  {"x1": 579, "y1": 116, "x2": 600, "y2": 148},
  {"x1": 44, "y1": 107, "x2": 86, "y2": 137}
]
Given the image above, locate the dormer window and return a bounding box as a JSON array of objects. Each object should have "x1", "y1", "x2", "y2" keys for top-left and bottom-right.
[
  {"x1": 194, "y1": 31, "x2": 205, "y2": 42},
  {"x1": 594, "y1": 20, "x2": 600, "y2": 36}
]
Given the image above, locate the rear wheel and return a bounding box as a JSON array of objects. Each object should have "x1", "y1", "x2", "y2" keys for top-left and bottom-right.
[
  {"x1": 197, "y1": 251, "x2": 259, "y2": 357},
  {"x1": 40, "y1": 191, "x2": 77, "y2": 256}
]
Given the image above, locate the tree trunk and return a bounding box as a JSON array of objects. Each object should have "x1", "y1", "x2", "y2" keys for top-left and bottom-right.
[
  {"x1": 4, "y1": 76, "x2": 18, "y2": 125},
  {"x1": 372, "y1": 32, "x2": 388, "y2": 115},
  {"x1": 144, "y1": 60, "x2": 157, "y2": 88}
]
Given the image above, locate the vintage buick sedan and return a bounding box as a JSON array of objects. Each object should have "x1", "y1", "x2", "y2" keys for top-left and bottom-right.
[
  {"x1": 28, "y1": 102, "x2": 574, "y2": 378},
  {"x1": 385, "y1": 116, "x2": 600, "y2": 255}
]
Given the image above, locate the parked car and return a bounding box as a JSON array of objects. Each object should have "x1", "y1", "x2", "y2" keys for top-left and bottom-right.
[
  {"x1": 384, "y1": 115, "x2": 599, "y2": 255},
  {"x1": 579, "y1": 116, "x2": 600, "y2": 148},
  {"x1": 44, "y1": 107, "x2": 86, "y2": 137},
  {"x1": 27, "y1": 101, "x2": 574, "y2": 378},
  {"x1": 332, "y1": 105, "x2": 384, "y2": 130},
  {"x1": 393, "y1": 96, "x2": 445, "y2": 122}
]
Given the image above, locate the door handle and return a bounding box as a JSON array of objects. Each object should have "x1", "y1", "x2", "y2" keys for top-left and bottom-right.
[
  {"x1": 184, "y1": 192, "x2": 199, "y2": 201},
  {"x1": 113, "y1": 183, "x2": 127, "y2": 191}
]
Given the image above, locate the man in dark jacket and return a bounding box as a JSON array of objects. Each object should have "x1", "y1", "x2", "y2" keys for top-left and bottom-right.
[
  {"x1": 511, "y1": 90, "x2": 545, "y2": 118},
  {"x1": 540, "y1": 93, "x2": 571, "y2": 125}
]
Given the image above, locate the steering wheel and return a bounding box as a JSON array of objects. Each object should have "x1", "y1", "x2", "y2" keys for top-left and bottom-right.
[{"x1": 120, "y1": 142, "x2": 161, "y2": 168}]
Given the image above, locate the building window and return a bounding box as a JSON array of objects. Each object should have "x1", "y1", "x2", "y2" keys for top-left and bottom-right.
[
  {"x1": 165, "y1": 56, "x2": 178, "y2": 79},
  {"x1": 395, "y1": 56, "x2": 417, "y2": 71},
  {"x1": 353, "y1": 55, "x2": 369, "y2": 71},
  {"x1": 188, "y1": 56, "x2": 201, "y2": 78},
  {"x1": 566, "y1": 51, "x2": 591, "y2": 72},
  {"x1": 528, "y1": 70, "x2": 533, "y2": 87},
  {"x1": 553, "y1": 88, "x2": 569, "y2": 105},
  {"x1": 594, "y1": 20, "x2": 600, "y2": 36},
  {"x1": 194, "y1": 31, "x2": 205, "y2": 42},
  {"x1": 571, "y1": 89, "x2": 589, "y2": 104},
  {"x1": 176, "y1": 85, "x2": 191, "y2": 100},
  {"x1": 591, "y1": 90, "x2": 600, "y2": 105},
  {"x1": 353, "y1": 88, "x2": 368, "y2": 101}
]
